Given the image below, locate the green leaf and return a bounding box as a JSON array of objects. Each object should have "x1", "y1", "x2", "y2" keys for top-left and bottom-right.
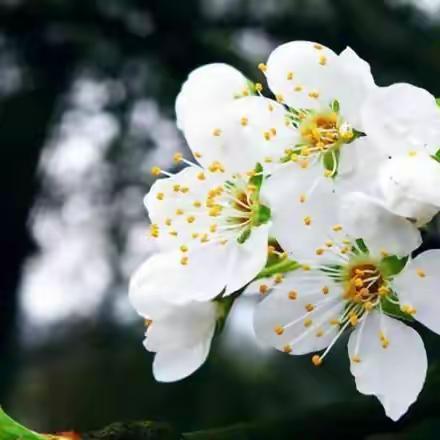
[
  {"x1": 380, "y1": 255, "x2": 408, "y2": 278},
  {"x1": 432, "y1": 148, "x2": 440, "y2": 163},
  {"x1": 256, "y1": 259, "x2": 299, "y2": 279},
  {"x1": 354, "y1": 238, "x2": 369, "y2": 255},
  {"x1": 0, "y1": 407, "x2": 45, "y2": 440}
]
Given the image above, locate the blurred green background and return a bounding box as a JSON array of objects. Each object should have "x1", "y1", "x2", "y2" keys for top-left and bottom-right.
[{"x1": 2, "y1": 0, "x2": 440, "y2": 438}]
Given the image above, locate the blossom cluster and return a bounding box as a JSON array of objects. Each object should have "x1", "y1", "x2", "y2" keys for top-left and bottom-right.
[{"x1": 129, "y1": 41, "x2": 440, "y2": 421}]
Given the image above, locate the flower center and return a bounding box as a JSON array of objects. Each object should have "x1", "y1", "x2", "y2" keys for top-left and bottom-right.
[{"x1": 343, "y1": 262, "x2": 387, "y2": 308}]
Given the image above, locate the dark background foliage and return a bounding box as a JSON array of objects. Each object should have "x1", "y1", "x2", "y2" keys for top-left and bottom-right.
[{"x1": 1, "y1": 0, "x2": 440, "y2": 438}]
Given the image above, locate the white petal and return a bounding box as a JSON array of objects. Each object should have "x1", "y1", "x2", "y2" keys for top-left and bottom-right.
[
  {"x1": 182, "y1": 96, "x2": 296, "y2": 174},
  {"x1": 225, "y1": 224, "x2": 270, "y2": 295},
  {"x1": 393, "y1": 249, "x2": 440, "y2": 335},
  {"x1": 362, "y1": 83, "x2": 440, "y2": 156},
  {"x1": 261, "y1": 163, "x2": 341, "y2": 260},
  {"x1": 145, "y1": 301, "x2": 216, "y2": 352},
  {"x1": 152, "y1": 333, "x2": 214, "y2": 382},
  {"x1": 144, "y1": 166, "x2": 224, "y2": 250},
  {"x1": 337, "y1": 137, "x2": 387, "y2": 196},
  {"x1": 266, "y1": 41, "x2": 338, "y2": 110},
  {"x1": 129, "y1": 245, "x2": 232, "y2": 306},
  {"x1": 333, "y1": 47, "x2": 376, "y2": 129},
  {"x1": 348, "y1": 312, "x2": 427, "y2": 421},
  {"x1": 254, "y1": 270, "x2": 344, "y2": 355},
  {"x1": 339, "y1": 192, "x2": 421, "y2": 257},
  {"x1": 176, "y1": 63, "x2": 248, "y2": 132},
  {"x1": 379, "y1": 154, "x2": 440, "y2": 224}
]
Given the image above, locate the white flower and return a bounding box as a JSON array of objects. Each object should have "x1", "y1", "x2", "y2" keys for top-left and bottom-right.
[
  {"x1": 361, "y1": 83, "x2": 440, "y2": 223},
  {"x1": 261, "y1": 41, "x2": 381, "y2": 179},
  {"x1": 146, "y1": 163, "x2": 271, "y2": 303},
  {"x1": 252, "y1": 192, "x2": 436, "y2": 420},
  {"x1": 129, "y1": 259, "x2": 217, "y2": 382}
]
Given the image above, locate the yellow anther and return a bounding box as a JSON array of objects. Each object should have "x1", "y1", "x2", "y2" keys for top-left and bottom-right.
[
  {"x1": 208, "y1": 161, "x2": 225, "y2": 173},
  {"x1": 303, "y1": 216, "x2": 312, "y2": 226},
  {"x1": 209, "y1": 224, "x2": 217, "y2": 233},
  {"x1": 274, "y1": 273, "x2": 284, "y2": 284},
  {"x1": 288, "y1": 290, "x2": 298, "y2": 300},
  {"x1": 267, "y1": 245, "x2": 276, "y2": 255},
  {"x1": 299, "y1": 159, "x2": 309, "y2": 169},
  {"x1": 173, "y1": 152, "x2": 183, "y2": 163},
  {"x1": 258, "y1": 63, "x2": 267, "y2": 72},
  {"x1": 314, "y1": 43, "x2": 323, "y2": 50},
  {"x1": 191, "y1": 232, "x2": 199, "y2": 239},
  {"x1": 268, "y1": 103, "x2": 274, "y2": 112},
  {"x1": 270, "y1": 127, "x2": 277, "y2": 136},
  {"x1": 349, "y1": 315, "x2": 359, "y2": 326},
  {"x1": 316, "y1": 329, "x2": 324, "y2": 337},
  {"x1": 308, "y1": 90, "x2": 320, "y2": 99},
  {"x1": 324, "y1": 169, "x2": 333, "y2": 177},
  {"x1": 180, "y1": 245, "x2": 188, "y2": 253},
  {"x1": 283, "y1": 344, "x2": 293, "y2": 353},
  {"x1": 302, "y1": 264, "x2": 311, "y2": 271},
  {"x1": 354, "y1": 278, "x2": 364, "y2": 288},
  {"x1": 378, "y1": 286, "x2": 389, "y2": 297},
  {"x1": 381, "y1": 338, "x2": 390, "y2": 349},
  {"x1": 193, "y1": 200, "x2": 202, "y2": 208},
  {"x1": 322, "y1": 286, "x2": 329, "y2": 295},
  {"x1": 259, "y1": 284, "x2": 269, "y2": 295},
  {"x1": 294, "y1": 85, "x2": 303, "y2": 92},
  {"x1": 275, "y1": 94, "x2": 284, "y2": 103},
  {"x1": 325, "y1": 240, "x2": 333, "y2": 248},
  {"x1": 173, "y1": 184, "x2": 181, "y2": 192},
  {"x1": 416, "y1": 268, "x2": 426, "y2": 278},
  {"x1": 290, "y1": 153, "x2": 298, "y2": 162},
  {"x1": 263, "y1": 131, "x2": 271, "y2": 141},
  {"x1": 315, "y1": 247, "x2": 325, "y2": 256},
  {"x1": 274, "y1": 325, "x2": 284, "y2": 335},
  {"x1": 255, "y1": 82, "x2": 263, "y2": 92},
  {"x1": 286, "y1": 71, "x2": 294, "y2": 80},
  {"x1": 151, "y1": 166, "x2": 161, "y2": 176},
  {"x1": 330, "y1": 319, "x2": 340, "y2": 326},
  {"x1": 242, "y1": 87, "x2": 249, "y2": 96},
  {"x1": 264, "y1": 156, "x2": 273, "y2": 163},
  {"x1": 208, "y1": 206, "x2": 222, "y2": 217},
  {"x1": 180, "y1": 256, "x2": 189, "y2": 265},
  {"x1": 212, "y1": 128, "x2": 222, "y2": 137},
  {"x1": 156, "y1": 192, "x2": 164, "y2": 200},
  {"x1": 200, "y1": 233, "x2": 209, "y2": 243},
  {"x1": 312, "y1": 355, "x2": 322, "y2": 366},
  {"x1": 186, "y1": 215, "x2": 196, "y2": 223},
  {"x1": 299, "y1": 193, "x2": 307, "y2": 203},
  {"x1": 180, "y1": 186, "x2": 189, "y2": 194},
  {"x1": 169, "y1": 230, "x2": 178, "y2": 237},
  {"x1": 364, "y1": 301, "x2": 374, "y2": 311},
  {"x1": 175, "y1": 208, "x2": 184, "y2": 215},
  {"x1": 165, "y1": 218, "x2": 172, "y2": 226},
  {"x1": 319, "y1": 55, "x2": 327, "y2": 65},
  {"x1": 332, "y1": 224, "x2": 343, "y2": 232},
  {"x1": 304, "y1": 318, "x2": 313, "y2": 327},
  {"x1": 351, "y1": 355, "x2": 361, "y2": 363},
  {"x1": 408, "y1": 150, "x2": 417, "y2": 157},
  {"x1": 401, "y1": 304, "x2": 417, "y2": 315},
  {"x1": 380, "y1": 249, "x2": 389, "y2": 257},
  {"x1": 240, "y1": 116, "x2": 248, "y2": 126},
  {"x1": 194, "y1": 151, "x2": 203, "y2": 159},
  {"x1": 197, "y1": 172, "x2": 206, "y2": 180},
  {"x1": 305, "y1": 303, "x2": 315, "y2": 312}
]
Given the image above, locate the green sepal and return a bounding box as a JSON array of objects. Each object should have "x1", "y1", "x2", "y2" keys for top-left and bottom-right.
[
  {"x1": 0, "y1": 407, "x2": 46, "y2": 440},
  {"x1": 380, "y1": 255, "x2": 408, "y2": 278},
  {"x1": 256, "y1": 259, "x2": 299, "y2": 280},
  {"x1": 354, "y1": 238, "x2": 369, "y2": 255},
  {"x1": 432, "y1": 148, "x2": 440, "y2": 163},
  {"x1": 381, "y1": 296, "x2": 414, "y2": 322},
  {"x1": 330, "y1": 99, "x2": 340, "y2": 113},
  {"x1": 237, "y1": 227, "x2": 251, "y2": 244},
  {"x1": 249, "y1": 162, "x2": 264, "y2": 190},
  {"x1": 253, "y1": 204, "x2": 271, "y2": 226},
  {"x1": 322, "y1": 148, "x2": 339, "y2": 176}
]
